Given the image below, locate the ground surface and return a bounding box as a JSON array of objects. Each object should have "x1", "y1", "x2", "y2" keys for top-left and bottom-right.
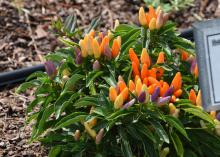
[{"x1": 0, "y1": 0, "x2": 219, "y2": 156}]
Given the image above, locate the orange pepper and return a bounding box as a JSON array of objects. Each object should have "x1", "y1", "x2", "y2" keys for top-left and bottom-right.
[
  {"x1": 149, "y1": 18, "x2": 156, "y2": 30},
  {"x1": 141, "y1": 64, "x2": 149, "y2": 81},
  {"x1": 143, "y1": 78, "x2": 149, "y2": 86},
  {"x1": 148, "y1": 77, "x2": 160, "y2": 86},
  {"x1": 160, "y1": 82, "x2": 169, "y2": 96},
  {"x1": 170, "y1": 95, "x2": 176, "y2": 103},
  {"x1": 194, "y1": 64, "x2": 199, "y2": 78},
  {"x1": 157, "y1": 52, "x2": 165, "y2": 64},
  {"x1": 100, "y1": 36, "x2": 110, "y2": 54},
  {"x1": 109, "y1": 86, "x2": 118, "y2": 102},
  {"x1": 181, "y1": 51, "x2": 189, "y2": 61},
  {"x1": 132, "y1": 62, "x2": 140, "y2": 77},
  {"x1": 112, "y1": 39, "x2": 120, "y2": 58},
  {"x1": 140, "y1": 48, "x2": 151, "y2": 67},
  {"x1": 149, "y1": 68, "x2": 157, "y2": 78},
  {"x1": 174, "y1": 89, "x2": 182, "y2": 97},
  {"x1": 148, "y1": 84, "x2": 157, "y2": 95},
  {"x1": 171, "y1": 72, "x2": 182, "y2": 91},
  {"x1": 129, "y1": 80, "x2": 136, "y2": 92},
  {"x1": 149, "y1": 5, "x2": 157, "y2": 19},
  {"x1": 118, "y1": 81, "x2": 127, "y2": 93},
  {"x1": 189, "y1": 89, "x2": 196, "y2": 105},
  {"x1": 129, "y1": 48, "x2": 140, "y2": 69},
  {"x1": 121, "y1": 87, "x2": 129, "y2": 101}
]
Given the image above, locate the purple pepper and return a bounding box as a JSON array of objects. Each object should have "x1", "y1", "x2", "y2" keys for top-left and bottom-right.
[
  {"x1": 163, "y1": 86, "x2": 174, "y2": 97},
  {"x1": 216, "y1": 112, "x2": 220, "y2": 121},
  {"x1": 151, "y1": 86, "x2": 160, "y2": 102},
  {"x1": 138, "y1": 91, "x2": 146, "y2": 103},
  {"x1": 44, "y1": 61, "x2": 57, "y2": 78},
  {"x1": 122, "y1": 99, "x2": 136, "y2": 109},
  {"x1": 104, "y1": 45, "x2": 112, "y2": 60},
  {"x1": 190, "y1": 59, "x2": 197, "y2": 74},
  {"x1": 75, "y1": 48, "x2": 82, "y2": 64},
  {"x1": 157, "y1": 96, "x2": 171, "y2": 106},
  {"x1": 93, "y1": 60, "x2": 101, "y2": 70}
]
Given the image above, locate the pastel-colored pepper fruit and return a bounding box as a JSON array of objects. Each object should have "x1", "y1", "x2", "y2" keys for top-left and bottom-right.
[
  {"x1": 157, "y1": 96, "x2": 171, "y2": 106},
  {"x1": 103, "y1": 45, "x2": 112, "y2": 60},
  {"x1": 121, "y1": 87, "x2": 129, "y2": 101},
  {"x1": 196, "y1": 90, "x2": 202, "y2": 106},
  {"x1": 174, "y1": 89, "x2": 182, "y2": 98},
  {"x1": 114, "y1": 94, "x2": 124, "y2": 109},
  {"x1": 112, "y1": 39, "x2": 120, "y2": 58},
  {"x1": 163, "y1": 85, "x2": 174, "y2": 97},
  {"x1": 79, "y1": 39, "x2": 88, "y2": 57},
  {"x1": 84, "y1": 122, "x2": 96, "y2": 139},
  {"x1": 189, "y1": 89, "x2": 197, "y2": 105},
  {"x1": 92, "y1": 39, "x2": 101, "y2": 59},
  {"x1": 93, "y1": 60, "x2": 101, "y2": 70},
  {"x1": 129, "y1": 48, "x2": 140, "y2": 69},
  {"x1": 171, "y1": 72, "x2": 182, "y2": 91},
  {"x1": 157, "y1": 52, "x2": 165, "y2": 64},
  {"x1": 109, "y1": 86, "x2": 118, "y2": 102},
  {"x1": 87, "y1": 118, "x2": 97, "y2": 128},
  {"x1": 135, "y1": 78, "x2": 143, "y2": 96},
  {"x1": 210, "y1": 111, "x2": 216, "y2": 119},
  {"x1": 148, "y1": 84, "x2": 157, "y2": 95},
  {"x1": 74, "y1": 130, "x2": 81, "y2": 141},
  {"x1": 160, "y1": 82, "x2": 169, "y2": 96},
  {"x1": 138, "y1": 91, "x2": 146, "y2": 103},
  {"x1": 140, "y1": 48, "x2": 151, "y2": 67},
  {"x1": 151, "y1": 86, "x2": 160, "y2": 102},
  {"x1": 95, "y1": 128, "x2": 104, "y2": 145},
  {"x1": 122, "y1": 99, "x2": 136, "y2": 109},
  {"x1": 100, "y1": 36, "x2": 110, "y2": 53},
  {"x1": 129, "y1": 80, "x2": 136, "y2": 92},
  {"x1": 84, "y1": 34, "x2": 93, "y2": 55},
  {"x1": 118, "y1": 81, "x2": 127, "y2": 93},
  {"x1": 44, "y1": 61, "x2": 57, "y2": 79},
  {"x1": 169, "y1": 103, "x2": 176, "y2": 114},
  {"x1": 132, "y1": 62, "x2": 140, "y2": 77},
  {"x1": 141, "y1": 64, "x2": 149, "y2": 81},
  {"x1": 148, "y1": 77, "x2": 160, "y2": 86},
  {"x1": 156, "y1": 10, "x2": 164, "y2": 29},
  {"x1": 216, "y1": 112, "x2": 220, "y2": 121},
  {"x1": 149, "y1": 18, "x2": 156, "y2": 30},
  {"x1": 139, "y1": 7, "x2": 147, "y2": 26}
]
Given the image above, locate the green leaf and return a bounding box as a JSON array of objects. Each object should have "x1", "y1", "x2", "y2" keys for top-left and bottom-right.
[
  {"x1": 54, "y1": 112, "x2": 86, "y2": 130},
  {"x1": 58, "y1": 37, "x2": 79, "y2": 47},
  {"x1": 119, "y1": 128, "x2": 133, "y2": 157},
  {"x1": 63, "y1": 74, "x2": 84, "y2": 92},
  {"x1": 115, "y1": 24, "x2": 137, "y2": 33},
  {"x1": 149, "y1": 119, "x2": 170, "y2": 143},
  {"x1": 26, "y1": 97, "x2": 44, "y2": 113},
  {"x1": 16, "y1": 80, "x2": 40, "y2": 93},
  {"x1": 48, "y1": 146, "x2": 61, "y2": 157},
  {"x1": 183, "y1": 108, "x2": 214, "y2": 125},
  {"x1": 55, "y1": 91, "x2": 74, "y2": 119},
  {"x1": 86, "y1": 71, "x2": 103, "y2": 87},
  {"x1": 26, "y1": 71, "x2": 47, "y2": 81},
  {"x1": 34, "y1": 105, "x2": 54, "y2": 138},
  {"x1": 102, "y1": 76, "x2": 117, "y2": 87},
  {"x1": 165, "y1": 115, "x2": 189, "y2": 140},
  {"x1": 63, "y1": 14, "x2": 77, "y2": 34},
  {"x1": 170, "y1": 131, "x2": 184, "y2": 157}
]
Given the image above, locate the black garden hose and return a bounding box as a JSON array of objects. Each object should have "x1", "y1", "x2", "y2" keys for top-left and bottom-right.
[{"x1": 0, "y1": 28, "x2": 194, "y2": 87}]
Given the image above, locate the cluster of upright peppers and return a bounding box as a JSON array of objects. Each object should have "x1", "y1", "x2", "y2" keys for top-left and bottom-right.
[
  {"x1": 109, "y1": 48, "x2": 182, "y2": 117},
  {"x1": 78, "y1": 30, "x2": 121, "y2": 69},
  {"x1": 139, "y1": 6, "x2": 169, "y2": 30}
]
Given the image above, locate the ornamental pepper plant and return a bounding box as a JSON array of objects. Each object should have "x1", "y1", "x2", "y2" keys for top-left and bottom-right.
[{"x1": 17, "y1": 6, "x2": 220, "y2": 157}]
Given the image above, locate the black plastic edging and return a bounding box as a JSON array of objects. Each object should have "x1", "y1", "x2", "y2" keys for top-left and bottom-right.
[
  {"x1": 0, "y1": 28, "x2": 194, "y2": 87},
  {"x1": 0, "y1": 64, "x2": 45, "y2": 87}
]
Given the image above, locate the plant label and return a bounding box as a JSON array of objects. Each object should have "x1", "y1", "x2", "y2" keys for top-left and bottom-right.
[{"x1": 193, "y1": 19, "x2": 220, "y2": 111}]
